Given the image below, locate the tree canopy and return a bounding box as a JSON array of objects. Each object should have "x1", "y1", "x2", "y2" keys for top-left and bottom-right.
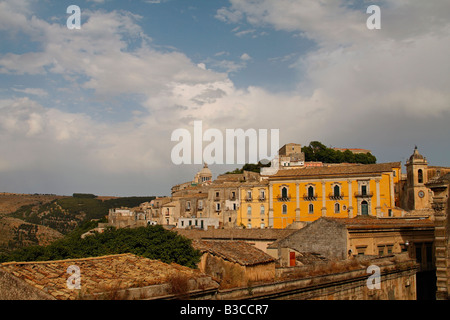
[
  {"x1": 302, "y1": 141, "x2": 376, "y2": 164},
  {"x1": 0, "y1": 225, "x2": 201, "y2": 269}
]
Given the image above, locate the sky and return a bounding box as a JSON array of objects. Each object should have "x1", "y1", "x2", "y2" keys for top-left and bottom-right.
[{"x1": 0, "y1": 0, "x2": 449, "y2": 197}]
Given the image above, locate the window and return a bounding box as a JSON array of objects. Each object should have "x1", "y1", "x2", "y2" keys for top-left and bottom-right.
[
  {"x1": 334, "y1": 203, "x2": 340, "y2": 213},
  {"x1": 247, "y1": 190, "x2": 252, "y2": 200},
  {"x1": 186, "y1": 201, "x2": 191, "y2": 210},
  {"x1": 215, "y1": 191, "x2": 220, "y2": 198},
  {"x1": 260, "y1": 190, "x2": 265, "y2": 199},
  {"x1": 247, "y1": 206, "x2": 252, "y2": 216},
  {"x1": 260, "y1": 205, "x2": 265, "y2": 216},
  {"x1": 308, "y1": 203, "x2": 314, "y2": 214},
  {"x1": 334, "y1": 185, "x2": 341, "y2": 197},
  {"x1": 231, "y1": 191, "x2": 235, "y2": 198},
  {"x1": 378, "y1": 245, "x2": 385, "y2": 256},
  {"x1": 282, "y1": 204, "x2": 287, "y2": 214},
  {"x1": 198, "y1": 200, "x2": 203, "y2": 209},
  {"x1": 356, "y1": 246, "x2": 367, "y2": 256},
  {"x1": 418, "y1": 169, "x2": 423, "y2": 184},
  {"x1": 216, "y1": 203, "x2": 221, "y2": 211},
  {"x1": 308, "y1": 186, "x2": 314, "y2": 198},
  {"x1": 233, "y1": 203, "x2": 237, "y2": 210},
  {"x1": 281, "y1": 187, "x2": 288, "y2": 199},
  {"x1": 387, "y1": 245, "x2": 393, "y2": 254},
  {"x1": 361, "y1": 185, "x2": 367, "y2": 196}
]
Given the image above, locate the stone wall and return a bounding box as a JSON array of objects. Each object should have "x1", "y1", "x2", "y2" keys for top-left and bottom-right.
[
  {"x1": 197, "y1": 259, "x2": 418, "y2": 300},
  {"x1": 270, "y1": 218, "x2": 348, "y2": 262}
]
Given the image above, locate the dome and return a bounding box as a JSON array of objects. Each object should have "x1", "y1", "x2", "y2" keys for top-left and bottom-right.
[
  {"x1": 408, "y1": 146, "x2": 426, "y2": 164},
  {"x1": 198, "y1": 163, "x2": 212, "y2": 175}
]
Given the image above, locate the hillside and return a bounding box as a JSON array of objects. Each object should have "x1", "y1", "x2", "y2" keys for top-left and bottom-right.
[
  {"x1": 8, "y1": 195, "x2": 156, "y2": 235},
  {"x1": 0, "y1": 216, "x2": 64, "y2": 253},
  {"x1": 0, "y1": 193, "x2": 156, "y2": 254},
  {"x1": 0, "y1": 193, "x2": 66, "y2": 217}
]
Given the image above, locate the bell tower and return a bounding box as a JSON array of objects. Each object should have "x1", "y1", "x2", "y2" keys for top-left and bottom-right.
[{"x1": 405, "y1": 146, "x2": 429, "y2": 210}]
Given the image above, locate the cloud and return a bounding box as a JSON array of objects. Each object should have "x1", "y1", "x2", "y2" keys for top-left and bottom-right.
[
  {"x1": 12, "y1": 87, "x2": 48, "y2": 97},
  {"x1": 1, "y1": 0, "x2": 449, "y2": 195}
]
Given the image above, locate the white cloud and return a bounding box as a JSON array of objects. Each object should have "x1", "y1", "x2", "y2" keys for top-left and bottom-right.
[
  {"x1": 240, "y1": 53, "x2": 251, "y2": 61},
  {"x1": 1, "y1": 0, "x2": 450, "y2": 195},
  {"x1": 12, "y1": 87, "x2": 48, "y2": 97}
]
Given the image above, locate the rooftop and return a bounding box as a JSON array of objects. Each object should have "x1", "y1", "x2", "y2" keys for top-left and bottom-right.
[
  {"x1": 325, "y1": 216, "x2": 434, "y2": 230},
  {"x1": 192, "y1": 240, "x2": 275, "y2": 266},
  {"x1": 0, "y1": 253, "x2": 213, "y2": 300},
  {"x1": 175, "y1": 228, "x2": 297, "y2": 241},
  {"x1": 268, "y1": 162, "x2": 401, "y2": 179}
]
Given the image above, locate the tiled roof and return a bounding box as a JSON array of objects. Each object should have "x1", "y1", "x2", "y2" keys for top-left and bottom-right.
[
  {"x1": 176, "y1": 228, "x2": 297, "y2": 241},
  {"x1": 192, "y1": 240, "x2": 275, "y2": 266},
  {"x1": 325, "y1": 216, "x2": 434, "y2": 229},
  {"x1": 269, "y1": 162, "x2": 401, "y2": 179},
  {"x1": 0, "y1": 253, "x2": 210, "y2": 300}
]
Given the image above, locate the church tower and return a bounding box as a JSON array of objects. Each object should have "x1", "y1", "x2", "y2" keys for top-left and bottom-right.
[{"x1": 405, "y1": 146, "x2": 430, "y2": 210}]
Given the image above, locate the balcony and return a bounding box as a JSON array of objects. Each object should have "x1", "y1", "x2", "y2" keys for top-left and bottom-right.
[
  {"x1": 277, "y1": 195, "x2": 291, "y2": 202},
  {"x1": 303, "y1": 194, "x2": 318, "y2": 201},
  {"x1": 197, "y1": 206, "x2": 203, "y2": 211},
  {"x1": 329, "y1": 192, "x2": 344, "y2": 200},
  {"x1": 245, "y1": 197, "x2": 253, "y2": 202},
  {"x1": 258, "y1": 196, "x2": 266, "y2": 202},
  {"x1": 229, "y1": 195, "x2": 236, "y2": 200}
]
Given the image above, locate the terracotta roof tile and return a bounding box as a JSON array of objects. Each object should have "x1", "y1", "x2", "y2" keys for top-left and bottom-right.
[
  {"x1": 0, "y1": 253, "x2": 210, "y2": 300},
  {"x1": 270, "y1": 162, "x2": 401, "y2": 178},
  {"x1": 192, "y1": 240, "x2": 275, "y2": 266},
  {"x1": 325, "y1": 216, "x2": 434, "y2": 229}
]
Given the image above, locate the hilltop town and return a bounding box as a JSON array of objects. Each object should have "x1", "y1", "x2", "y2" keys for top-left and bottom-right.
[{"x1": 1, "y1": 144, "x2": 449, "y2": 301}]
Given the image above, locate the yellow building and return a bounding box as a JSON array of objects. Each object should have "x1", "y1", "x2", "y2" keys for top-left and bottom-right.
[
  {"x1": 237, "y1": 181, "x2": 270, "y2": 229},
  {"x1": 267, "y1": 162, "x2": 401, "y2": 229}
]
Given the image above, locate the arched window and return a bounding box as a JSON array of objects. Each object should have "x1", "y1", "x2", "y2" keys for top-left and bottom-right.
[
  {"x1": 308, "y1": 203, "x2": 314, "y2": 214},
  {"x1": 260, "y1": 205, "x2": 265, "y2": 216},
  {"x1": 281, "y1": 187, "x2": 288, "y2": 199},
  {"x1": 418, "y1": 169, "x2": 423, "y2": 184},
  {"x1": 247, "y1": 206, "x2": 252, "y2": 216},
  {"x1": 334, "y1": 185, "x2": 341, "y2": 197},
  {"x1": 361, "y1": 201, "x2": 369, "y2": 216},
  {"x1": 282, "y1": 204, "x2": 287, "y2": 214},
  {"x1": 308, "y1": 186, "x2": 314, "y2": 198},
  {"x1": 335, "y1": 203, "x2": 340, "y2": 213}
]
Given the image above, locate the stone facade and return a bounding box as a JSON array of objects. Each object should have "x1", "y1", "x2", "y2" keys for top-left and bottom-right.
[
  {"x1": 268, "y1": 216, "x2": 435, "y2": 268},
  {"x1": 426, "y1": 173, "x2": 450, "y2": 300}
]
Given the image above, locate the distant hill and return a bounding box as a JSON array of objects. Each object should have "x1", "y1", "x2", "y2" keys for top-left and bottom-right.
[
  {"x1": 0, "y1": 193, "x2": 66, "y2": 217},
  {"x1": 0, "y1": 193, "x2": 156, "y2": 253},
  {"x1": 0, "y1": 216, "x2": 63, "y2": 253},
  {"x1": 8, "y1": 194, "x2": 156, "y2": 235}
]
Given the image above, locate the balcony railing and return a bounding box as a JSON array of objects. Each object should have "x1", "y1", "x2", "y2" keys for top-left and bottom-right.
[
  {"x1": 258, "y1": 196, "x2": 266, "y2": 201},
  {"x1": 197, "y1": 206, "x2": 203, "y2": 211},
  {"x1": 303, "y1": 194, "x2": 318, "y2": 201},
  {"x1": 245, "y1": 196, "x2": 253, "y2": 202},
  {"x1": 329, "y1": 192, "x2": 344, "y2": 200},
  {"x1": 277, "y1": 195, "x2": 291, "y2": 202}
]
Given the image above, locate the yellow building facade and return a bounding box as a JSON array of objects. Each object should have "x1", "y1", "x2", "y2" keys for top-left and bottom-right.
[
  {"x1": 267, "y1": 163, "x2": 401, "y2": 229},
  {"x1": 237, "y1": 181, "x2": 270, "y2": 229}
]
